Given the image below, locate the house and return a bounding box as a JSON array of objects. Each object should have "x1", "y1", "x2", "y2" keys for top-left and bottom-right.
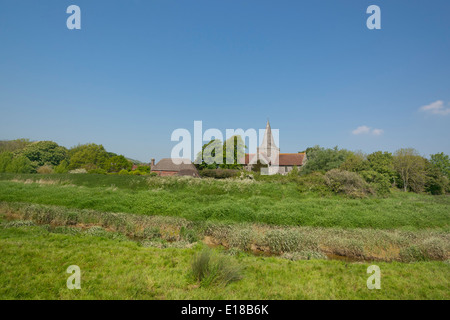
[
  {"x1": 243, "y1": 121, "x2": 307, "y2": 175},
  {"x1": 150, "y1": 158, "x2": 200, "y2": 177}
]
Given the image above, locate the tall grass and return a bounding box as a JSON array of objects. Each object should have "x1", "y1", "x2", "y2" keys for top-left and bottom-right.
[
  {"x1": 0, "y1": 174, "x2": 449, "y2": 230},
  {"x1": 1, "y1": 202, "x2": 448, "y2": 262},
  {"x1": 191, "y1": 248, "x2": 243, "y2": 286}
]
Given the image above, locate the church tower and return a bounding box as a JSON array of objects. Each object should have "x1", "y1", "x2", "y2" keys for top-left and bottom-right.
[{"x1": 257, "y1": 120, "x2": 280, "y2": 165}]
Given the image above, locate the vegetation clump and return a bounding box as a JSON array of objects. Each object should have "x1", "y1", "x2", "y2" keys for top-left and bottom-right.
[{"x1": 191, "y1": 248, "x2": 243, "y2": 287}]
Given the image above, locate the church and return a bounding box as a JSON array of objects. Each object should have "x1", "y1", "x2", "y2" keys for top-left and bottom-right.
[{"x1": 243, "y1": 121, "x2": 307, "y2": 175}]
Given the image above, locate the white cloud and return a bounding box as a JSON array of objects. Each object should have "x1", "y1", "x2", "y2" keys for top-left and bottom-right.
[
  {"x1": 419, "y1": 100, "x2": 450, "y2": 116},
  {"x1": 372, "y1": 128, "x2": 384, "y2": 136},
  {"x1": 352, "y1": 126, "x2": 383, "y2": 136},
  {"x1": 352, "y1": 125, "x2": 371, "y2": 135}
]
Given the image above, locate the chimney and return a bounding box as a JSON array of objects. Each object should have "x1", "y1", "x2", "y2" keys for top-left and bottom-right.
[{"x1": 151, "y1": 158, "x2": 155, "y2": 167}]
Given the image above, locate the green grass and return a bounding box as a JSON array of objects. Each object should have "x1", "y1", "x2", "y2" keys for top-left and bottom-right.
[
  {"x1": 0, "y1": 224, "x2": 448, "y2": 300},
  {"x1": 1, "y1": 201, "x2": 448, "y2": 262},
  {"x1": 0, "y1": 174, "x2": 448, "y2": 230}
]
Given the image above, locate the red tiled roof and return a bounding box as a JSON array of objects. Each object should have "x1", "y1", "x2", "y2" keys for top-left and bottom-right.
[{"x1": 279, "y1": 153, "x2": 305, "y2": 166}]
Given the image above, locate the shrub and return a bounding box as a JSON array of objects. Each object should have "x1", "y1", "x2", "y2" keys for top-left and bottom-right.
[
  {"x1": 37, "y1": 165, "x2": 54, "y2": 174},
  {"x1": 180, "y1": 227, "x2": 199, "y2": 243},
  {"x1": 199, "y1": 169, "x2": 239, "y2": 179},
  {"x1": 6, "y1": 156, "x2": 34, "y2": 173},
  {"x1": 296, "y1": 172, "x2": 329, "y2": 194},
  {"x1": 0, "y1": 152, "x2": 13, "y2": 173},
  {"x1": 118, "y1": 169, "x2": 129, "y2": 175},
  {"x1": 54, "y1": 159, "x2": 69, "y2": 173},
  {"x1": 359, "y1": 170, "x2": 391, "y2": 196},
  {"x1": 142, "y1": 226, "x2": 161, "y2": 239},
  {"x1": 88, "y1": 168, "x2": 107, "y2": 175},
  {"x1": 191, "y1": 248, "x2": 243, "y2": 286},
  {"x1": 324, "y1": 169, "x2": 372, "y2": 197}
]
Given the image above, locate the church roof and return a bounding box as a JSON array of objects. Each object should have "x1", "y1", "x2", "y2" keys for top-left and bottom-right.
[{"x1": 151, "y1": 158, "x2": 198, "y2": 172}]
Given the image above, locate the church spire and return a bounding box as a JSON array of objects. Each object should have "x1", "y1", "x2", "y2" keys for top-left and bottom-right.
[{"x1": 259, "y1": 119, "x2": 278, "y2": 158}]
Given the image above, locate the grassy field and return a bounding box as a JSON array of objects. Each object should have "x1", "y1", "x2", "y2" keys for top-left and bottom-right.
[
  {"x1": 0, "y1": 173, "x2": 449, "y2": 299},
  {"x1": 0, "y1": 173, "x2": 449, "y2": 230},
  {"x1": 0, "y1": 223, "x2": 449, "y2": 300}
]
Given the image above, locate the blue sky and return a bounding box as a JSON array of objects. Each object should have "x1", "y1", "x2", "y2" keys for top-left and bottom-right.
[{"x1": 0, "y1": 0, "x2": 449, "y2": 162}]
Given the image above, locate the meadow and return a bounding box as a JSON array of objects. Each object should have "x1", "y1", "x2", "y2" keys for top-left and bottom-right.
[
  {"x1": 0, "y1": 222, "x2": 448, "y2": 300},
  {"x1": 0, "y1": 173, "x2": 448, "y2": 230},
  {"x1": 0, "y1": 173, "x2": 449, "y2": 299}
]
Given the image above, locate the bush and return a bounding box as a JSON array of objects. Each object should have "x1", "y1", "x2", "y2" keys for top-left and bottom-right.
[
  {"x1": 324, "y1": 169, "x2": 372, "y2": 197},
  {"x1": 37, "y1": 165, "x2": 54, "y2": 174},
  {"x1": 142, "y1": 226, "x2": 161, "y2": 239},
  {"x1": 359, "y1": 170, "x2": 391, "y2": 196},
  {"x1": 296, "y1": 172, "x2": 329, "y2": 194},
  {"x1": 88, "y1": 168, "x2": 107, "y2": 175},
  {"x1": 191, "y1": 248, "x2": 243, "y2": 286},
  {"x1": 6, "y1": 156, "x2": 34, "y2": 173},
  {"x1": 0, "y1": 152, "x2": 13, "y2": 173},
  {"x1": 54, "y1": 159, "x2": 69, "y2": 173},
  {"x1": 118, "y1": 169, "x2": 130, "y2": 175},
  {"x1": 199, "y1": 169, "x2": 239, "y2": 179}
]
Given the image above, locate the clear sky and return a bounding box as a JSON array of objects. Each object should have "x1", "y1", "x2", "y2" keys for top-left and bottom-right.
[{"x1": 1, "y1": 0, "x2": 449, "y2": 162}]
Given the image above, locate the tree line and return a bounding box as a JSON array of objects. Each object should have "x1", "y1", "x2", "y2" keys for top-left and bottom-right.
[
  {"x1": 0, "y1": 139, "x2": 149, "y2": 175},
  {"x1": 1, "y1": 138, "x2": 449, "y2": 195}
]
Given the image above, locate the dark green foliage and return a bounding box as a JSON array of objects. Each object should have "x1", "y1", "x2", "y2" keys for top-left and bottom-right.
[
  {"x1": 88, "y1": 168, "x2": 107, "y2": 175},
  {"x1": 324, "y1": 169, "x2": 373, "y2": 198},
  {"x1": 17, "y1": 141, "x2": 68, "y2": 167},
  {"x1": 359, "y1": 170, "x2": 391, "y2": 196},
  {"x1": 425, "y1": 161, "x2": 449, "y2": 195},
  {"x1": 301, "y1": 146, "x2": 353, "y2": 175},
  {"x1": 430, "y1": 152, "x2": 450, "y2": 178},
  {"x1": 102, "y1": 155, "x2": 132, "y2": 173},
  {"x1": 195, "y1": 136, "x2": 245, "y2": 170},
  {"x1": 340, "y1": 153, "x2": 368, "y2": 172},
  {"x1": 199, "y1": 169, "x2": 240, "y2": 179},
  {"x1": 367, "y1": 151, "x2": 395, "y2": 179},
  {"x1": 180, "y1": 227, "x2": 199, "y2": 243}
]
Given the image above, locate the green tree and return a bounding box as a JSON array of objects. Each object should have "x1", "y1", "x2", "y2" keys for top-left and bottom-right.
[
  {"x1": 367, "y1": 151, "x2": 395, "y2": 178},
  {"x1": 54, "y1": 159, "x2": 70, "y2": 173},
  {"x1": 430, "y1": 152, "x2": 450, "y2": 178},
  {"x1": 424, "y1": 159, "x2": 448, "y2": 195},
  {"x1": 6, "y1": 156, "x2": 34, "y2": 173},
  {"x1": 195, "y1": 140, "x2": 223, "y2": 170},
  {"x1": 18, "y1": 141, "x2": 68, "y2": 167},
  {"x1": 102, "y1": 155, "x2": 132, "y2": 173},
  {"x1": 339, "y1": 153, "x2": 368, "y2": 172},
  {"x1": 393, "y1": 148, "x2": 427, "y2": 192},
  {"x1": 68, "y1": 143, "x2": 109, "y2": 170},
  {"x1": 0, "y1": 152, "x2": 13, "y2": 173},
  {"x1": 220, "y1": 135, "x2": 245, "y2": 169},
  {"x1": 301, "y1": 146, "x2": 353, "y2": 175}
]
